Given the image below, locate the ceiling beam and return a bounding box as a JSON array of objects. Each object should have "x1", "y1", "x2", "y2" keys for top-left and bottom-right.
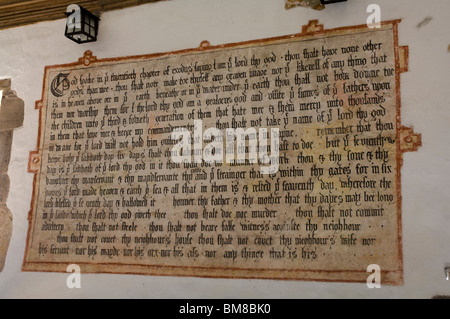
[{"x1": 0, "y1": 0, "x2": 165, "y2": 30}]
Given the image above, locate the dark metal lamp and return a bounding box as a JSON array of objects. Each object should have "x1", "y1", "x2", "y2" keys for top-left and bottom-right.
[
  {"x1": 65, "y1": 4, "x2": 99, "y2": 44},
  {"x1": 320, "y1": 0, "x2": 347, "y2": 4}
]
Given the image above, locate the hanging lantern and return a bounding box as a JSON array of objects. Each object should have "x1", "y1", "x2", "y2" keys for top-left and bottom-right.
[
  {"x1": 320, "y1": 0, "x2": 347, "y2": 4},
  {"x1": 65, "y1": 4, "x2": 99, "y2": 44}
]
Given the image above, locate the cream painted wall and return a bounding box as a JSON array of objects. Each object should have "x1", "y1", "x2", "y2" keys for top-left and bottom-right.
[{"x1": 0, "y1": 0, "x2": 449, "y2": 298}]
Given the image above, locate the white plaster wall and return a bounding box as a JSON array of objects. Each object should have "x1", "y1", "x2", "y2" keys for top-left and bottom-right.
[{"x1": 0, "y1": 0, "x2": 449, "y2": 298}]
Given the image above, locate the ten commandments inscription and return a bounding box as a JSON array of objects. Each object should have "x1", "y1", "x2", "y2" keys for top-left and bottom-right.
[{"x1": 23, "y1": 20, "x2": 420, "y2": 284}]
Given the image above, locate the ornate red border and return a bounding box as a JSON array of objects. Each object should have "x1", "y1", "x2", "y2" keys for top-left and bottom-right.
[{"x1": 23, "y1": 20, "x2": 420, "y2": 285}]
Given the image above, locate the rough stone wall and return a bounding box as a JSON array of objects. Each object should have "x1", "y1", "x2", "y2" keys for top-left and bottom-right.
[{"x1": 0, "y1": 79, "x2": 24, "y2": 271}]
